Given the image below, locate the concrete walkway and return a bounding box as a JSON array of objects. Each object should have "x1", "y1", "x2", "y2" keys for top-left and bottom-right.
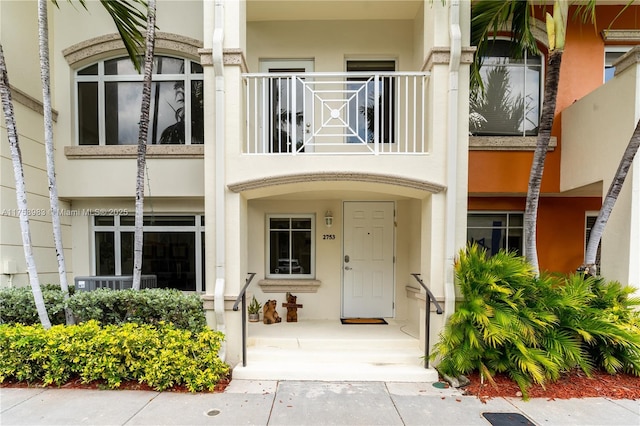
[{"x1": 1, "y1": 380, "x2": 638, "y2": 426}]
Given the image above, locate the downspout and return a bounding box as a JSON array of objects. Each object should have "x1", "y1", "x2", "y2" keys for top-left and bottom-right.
[
  {"x1": 213, "y1": 0, "x2": 226, "y2": 361},
  {"x1": 444, "y1": 0, "x2": 461, "y2": 320}
]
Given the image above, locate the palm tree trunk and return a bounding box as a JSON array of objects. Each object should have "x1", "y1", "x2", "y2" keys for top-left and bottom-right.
[
  {"x1": 584, "y1": 118, "x2": 640, "y2": 272},
  {"x1": 524, "y1": 49, "x2": 563, "y2": 276},
  {"x1": 0, "y1": 43, "x2": 51, "y2": 329},
  {"x1": 132, "y1": 0, "x2": 156, "y2": 290},
  {"x1": 38, "y1": 0, "x2": 74, "y2": 325}
]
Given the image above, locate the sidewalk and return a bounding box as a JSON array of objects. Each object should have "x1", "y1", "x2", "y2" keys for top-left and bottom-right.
[{"x1": 1, "y1": 380, "x2": 638, "y2": 426}]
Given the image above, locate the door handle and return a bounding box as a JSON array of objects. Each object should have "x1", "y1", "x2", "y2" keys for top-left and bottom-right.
[{"x1": 344, "y1": 266, "x2": 352, "y2": 270}]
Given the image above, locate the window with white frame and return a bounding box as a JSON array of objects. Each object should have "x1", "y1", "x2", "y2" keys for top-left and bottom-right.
[
  {"x1": 604, "y1": 46, "x2": 632, "y2": 82},
  {"x1": 470, "y1": 39, "x2": 542, "y2": 137},
  {"x1": 467, "y1": 212, "x2": 524, "y2": 256},
  {"x1": 76, "y1": 56, "x2": 204, "y2": 145},
  {"x1": 267, "y1": 215, "x2": 314, "y2": 278},
  {"x1": 93, "y1": 215, "x2": 205, "y2": 291}
]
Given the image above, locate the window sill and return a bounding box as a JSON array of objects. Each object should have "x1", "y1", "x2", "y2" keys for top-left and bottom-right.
[
  {"x1": 469, "y1": 136, "x2": 557, "y2": 151},
  {"x1": 64, "y1": 145, "x2": 204, "y2": 159},
  {"x1": 258, "y1": 279, "x2": 321, "y2": 293}
]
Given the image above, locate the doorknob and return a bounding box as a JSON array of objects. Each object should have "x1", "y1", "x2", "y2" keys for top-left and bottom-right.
[{"x1": 344, "y1": 266, "x2": 352, "y2": 270}]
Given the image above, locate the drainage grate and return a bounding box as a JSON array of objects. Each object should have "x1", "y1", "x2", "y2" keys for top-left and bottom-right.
[{"x1": 482, "y1": 412, "x2": 535, "y2": 426}]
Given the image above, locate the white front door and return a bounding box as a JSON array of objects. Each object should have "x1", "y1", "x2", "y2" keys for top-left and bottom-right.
[{"x1": 342, "y1": 201, "x2": 395, "y2": 318}]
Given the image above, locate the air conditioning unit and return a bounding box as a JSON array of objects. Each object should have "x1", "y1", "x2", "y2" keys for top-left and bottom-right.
[{"x1": 74, "y1": 275, "x2": 157, "y2": 292}]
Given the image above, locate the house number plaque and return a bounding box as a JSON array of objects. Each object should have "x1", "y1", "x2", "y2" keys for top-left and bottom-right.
[{"x1": 322, "y1": 234, "x2": 336, "y2": 240}]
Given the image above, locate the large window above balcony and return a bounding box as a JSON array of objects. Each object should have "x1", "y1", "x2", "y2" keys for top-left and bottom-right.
[
  {"x1": 470, "y1": 40, "x2": 542, "y2": 137},
  {"x1": 76, "y1": 56, "x2": 204, "y2": 145}
]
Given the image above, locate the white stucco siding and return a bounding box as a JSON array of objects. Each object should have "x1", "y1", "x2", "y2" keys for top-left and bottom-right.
[
  {"x1": 561, "y1": 67, "x2": 638, "y2": 193},
  {"x1": 247, "y1": 20, "x2": 414, "y2": 72},
  {"x1": 57, "y1": 158, "x2": 205, "y2": 198},
  {"x1": 562, "y1": 54, "x2": 640, "y2": 288},
  {"x1": 245, "y1": 196, "x2": 429, "y2": 321}
]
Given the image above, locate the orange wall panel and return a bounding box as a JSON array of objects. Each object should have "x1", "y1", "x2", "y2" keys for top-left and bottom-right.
[{"x1": 469, "y1": 197, "x2": 601, "y2": 274}]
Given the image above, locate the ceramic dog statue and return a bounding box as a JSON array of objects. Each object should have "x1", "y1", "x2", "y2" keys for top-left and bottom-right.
[{"x1": 263, "y1": 299, "x2": 282, "y2": 324}]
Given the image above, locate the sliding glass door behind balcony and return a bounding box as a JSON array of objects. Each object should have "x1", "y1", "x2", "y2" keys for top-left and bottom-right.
[{"x1": 261, "y1": 60, "x2": 313, "y2": 153}]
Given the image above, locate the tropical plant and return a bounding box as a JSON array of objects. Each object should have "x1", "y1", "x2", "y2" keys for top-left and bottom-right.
[
  {"x1": 248, "y1": 296, "x2": 262, "y2": 315},
  {"x1": 132, "y1": 0, "x2": 157, "y2": 291},
  {"x1": 0, "y1": 44, "x2": 51, "y2": 329},
  {"x1": 431, "y1": 243, "x2": 640, "y2": 399}
]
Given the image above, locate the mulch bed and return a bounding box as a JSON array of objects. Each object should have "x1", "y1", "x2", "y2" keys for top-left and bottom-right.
[
  {"x1": 462, "y1": 369, "x2": 640, "y2": 402},
  {"x1": 0, "y1": 375, "x2": 231, "y2": 393}
]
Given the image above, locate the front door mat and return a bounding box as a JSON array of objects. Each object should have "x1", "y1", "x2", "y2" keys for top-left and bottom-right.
[
  {"x1": 340, "y1": 318, "x2": 388, "y2": 325},
  {"x1": 482, "y1": 412, "x2": 535, "y2": 426}
]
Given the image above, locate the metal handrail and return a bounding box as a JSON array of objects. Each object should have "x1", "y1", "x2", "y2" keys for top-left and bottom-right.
[
  {"x1": 232, "y1": 272, "x2": 257, "y2": 367},
  {"x1": 410, "y1": 273, "x2": 444, "y2": 368}
]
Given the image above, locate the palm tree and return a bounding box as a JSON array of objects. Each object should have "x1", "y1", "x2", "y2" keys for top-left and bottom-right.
[
  {"x1": 472, "y1": 0, "x2": 569, "y2": 276},
  {"x1": 0, "y1": 44, "x2": 52, "y2": 329},
  {"x1": 37, "y1": 0, "x2": 146, "y2": 324},
  {"x1": 473, "y1": 1, "x2": 638, "y2": 277},
  {"x1": 132, "y1": 0, "x2": 157, "y2": 290}
]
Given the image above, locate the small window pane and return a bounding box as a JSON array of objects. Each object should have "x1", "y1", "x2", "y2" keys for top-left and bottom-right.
[
  {"x1": 467, "y1": 214, "x2": 508, "y2": 228},
  {"x1": 144, "y1": 216, "x2": 195, "y2": 226},
  {"x1": 144, "y1": 232, "x2": 196, "y2": 291},
  {"x1": 292, "y1": 218, "x2": 311, "y2": 229},
  {"x1": 153, "y1": 81, "x2": 186, "y2": 144},
  {"x1": 105, "y1": 81, "x2": 142, "y2": 145},
  {"x1": 105, "y1": 57, "x2": 137, "y2": 75},
  {"x1": 78, "y1": 63, "x2": 98, "y2": 76},
  {"x1": 78, "y1": 82, "x2": 99, "y2": 145},
  {"x1": 191, "y1": 62, "x2": 203, "y2": 74},
  {"x1": 270, "y1": 230, "x2": 290, "y2": 273},
  {"x1": 155, "y1": 57, "x2": 184, "y2": 74},
  {"x1": 191, "y1": 80, "x2": 204, "y2": 144},
  {"x1": 94, "y1": 216, "x2": 115, "y2": 226},
  {"x1": 270, "y1": 218, "x2": 290, "y2": 230},
  {"x1": 95, "y1": 232, "x2": 115, "y2": 275}
]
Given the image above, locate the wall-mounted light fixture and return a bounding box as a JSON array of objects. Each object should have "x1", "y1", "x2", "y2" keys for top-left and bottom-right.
[{"x1": 324, "y1": 210, "x2": 333, "y2": 228}]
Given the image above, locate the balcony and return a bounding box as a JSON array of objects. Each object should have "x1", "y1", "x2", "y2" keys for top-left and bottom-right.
[{"x1": 243, "y1": 72, "x2": 430, "y2": 155}]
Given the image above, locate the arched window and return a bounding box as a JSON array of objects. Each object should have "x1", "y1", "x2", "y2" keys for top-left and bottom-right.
[
  {"x1": 470, "y1": 39, "x2": 542, "y2": 137},
  {"x1": 76, "y1": 55, "x2": 203, "y2": 145}
]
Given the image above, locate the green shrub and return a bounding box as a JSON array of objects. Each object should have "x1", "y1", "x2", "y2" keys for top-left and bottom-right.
[
  {"x1": 0, "y1": 285, "x2": 68, "y2": 325},
  {"x1": 0, "y1": 321, "x2": 229, "y2": 391},
  {"x1": 431, "y1": 243, "x2": 640, "y2": 398},
  {"x1": 67, "y1": 288, "x2": 206, "y2": 333},
  {"x1": 1, "y1": 287, "x2": 206, "y2": 333}
]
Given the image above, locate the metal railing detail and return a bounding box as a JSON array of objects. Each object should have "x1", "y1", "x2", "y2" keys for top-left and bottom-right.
[
  {"x1": 410, "y1": 273, "x2": 444, "y2": 368},
  {"x1": 232, "y1": 272, "x2": 257, "y2": 367},
  {"x1": 243, "y1": 72, "x2": 429, "y2": 155}
]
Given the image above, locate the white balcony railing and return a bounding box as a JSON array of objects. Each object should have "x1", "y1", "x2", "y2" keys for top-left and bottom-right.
[{"x1": 243, "y1": 72, "x2": 429, "y2": 155}]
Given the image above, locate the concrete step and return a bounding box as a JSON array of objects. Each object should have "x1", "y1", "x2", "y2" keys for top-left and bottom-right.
[
  {"x1": 232, "y1": 359, "x2": 439, "y2": 382},
  {"x1": 245, "y1": 346, "x2": 425, "y2": 365}
]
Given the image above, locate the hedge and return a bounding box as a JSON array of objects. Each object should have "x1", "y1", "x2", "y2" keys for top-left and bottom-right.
[
  {"x1": 0, "y1": 321, "x2": 229, "y2": 391},
  {"x1": 0, "y1": 287, "x2": 206, "y2": 333}
]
